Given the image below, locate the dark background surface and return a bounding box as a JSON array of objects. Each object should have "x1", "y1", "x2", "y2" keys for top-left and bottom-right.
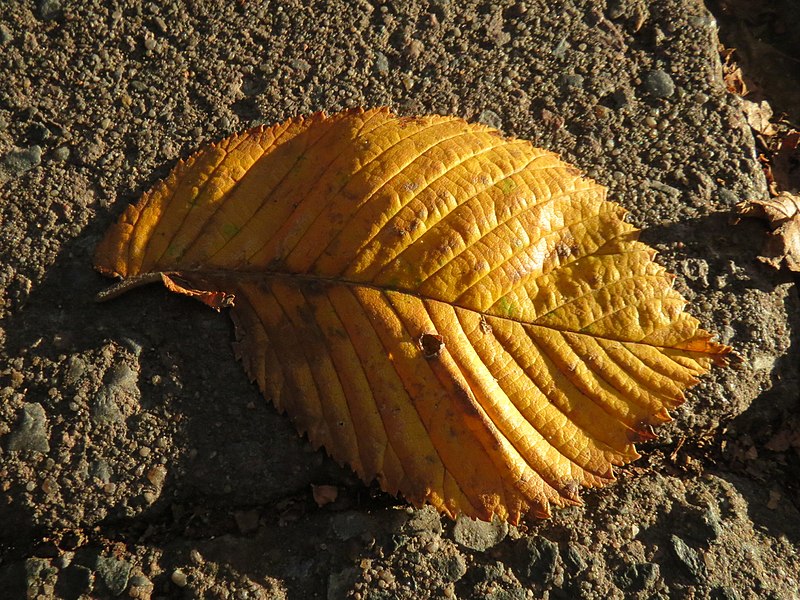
[{"x1": 1, "y1": 0, "x2": 798, "y2": 598}]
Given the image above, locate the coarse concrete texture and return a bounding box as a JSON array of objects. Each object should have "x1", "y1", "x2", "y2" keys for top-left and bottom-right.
[{"x1": 1, "y1": 0, "x2": 798, "y2": 598}]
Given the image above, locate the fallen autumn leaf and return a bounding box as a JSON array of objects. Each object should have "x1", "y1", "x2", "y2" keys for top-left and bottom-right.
[
  {"x1": 738, "y1": 192, "x2": 800, "y2": 272},
  {"x1": 94, "y1": 108, "x2": 730, "y2": 523}
]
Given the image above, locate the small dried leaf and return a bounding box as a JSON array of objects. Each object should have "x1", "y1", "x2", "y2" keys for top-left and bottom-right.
[
  {"x1": 741, "y1": 99, "x2": 777, "y2": 137},
  {"x1": 721, "y1": 46, "x2": 749, "y2": 96},
  {"x1": 738, "y1": 192, "x2": 800, "y2": 272},
  {"x1": 94, "y1": 108, "x2": 729, "y2": 523},
  {"x1": 311, "y1": 484, "x2": 339, "y2": 507}
]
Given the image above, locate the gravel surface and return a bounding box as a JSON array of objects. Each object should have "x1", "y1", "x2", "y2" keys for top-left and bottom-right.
[{"x1": 1, "y1": 0, "x2": 799, "y2": 598}]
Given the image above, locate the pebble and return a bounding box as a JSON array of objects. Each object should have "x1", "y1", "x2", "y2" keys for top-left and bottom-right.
[
  {"x1": 91, "y1": 389, "x2": 125, "y2": 425},
  {"x1": 712, "y1": 586, "x2": 742, "y2": 600},
  {"x1": 106, "y1": 363, "x2": 139, "y2": 395},
  {"x1": 144, "y1": 35, "x2": 156, "y2": 51},
  {"x1": 404, "y1": 506, "x2": 442, "y2": 534},
  {"x1": 670, "y1": 534, "x2": 706, "y2": 579},
  {"x1": 563, "y1": 544, "x2": 588, "y2": 573},
  {"x1": 7, "y1": 402, "x2": 50, "y2": 453},
  {"x1": 476, "y1": 109, "x2": 503, "y2": 131},
  {"x1": 3, "y1": 146, "x2": 43, "y2": 176},
  {"x1": 405, "y1": 39, "x2": 424, "y2": 60},
  {"x1": 515, "y1": 536, "x2": 560, "y2": 583},
  {"x1": 291, "y1": 58, "x2": 312, "y2": 74},
  {"x1": 171, "y1": 568, "x2": 188, "y2": 587},
  {"x1": 717, "y1": 188, "x2": 739, "y2": 207},
  {"x1": 37, "y1": 0, "x2": 62, "y2": 20},
  {"x1": 52, "y1": 146, "x2": 70, "y2": 162},
  {"x1": 431, "y1": 553, "x2": 467, "y2": 582},
  {"x1": 0, "y1": 24, "x2": 12, "y2": 45},
  {"x1": 643, "y1": 69, "x2": 675, "y2": 99},
  {"x1": 64, "y1": 356, "x2": 87, "y2": 385},
  {"x1": 27, "y1": 122, "x2": 51, "y2": 144},
  {"x1": 94, "y1": 555, "x2": 132, "y2": 596},
  {"x1": 374, "y1": 51, "x2": 389, "y2": 75},
  {"x1": 153, "y1": 16, "x2": 168, "y2": 34},
  {"x1": 146, "y1": 465, "x2": 166, "y2": 487},
  {"x1": 452, "y1": 514, "x2": 508, "y2": 551},
  {"x1": 560, "y1": 73, "x2": 584, "y2": 92},
  {"x1": 616, "y1": 562, "x2": 660, "y2": 592}
]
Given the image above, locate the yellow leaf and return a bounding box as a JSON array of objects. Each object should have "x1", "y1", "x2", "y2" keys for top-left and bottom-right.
[{"x1": 94, "y1": 108, "x2": 730, "y2": 523}]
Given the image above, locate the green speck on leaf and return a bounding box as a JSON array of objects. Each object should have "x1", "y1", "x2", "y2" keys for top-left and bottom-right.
[
  {"x1": 496, "y1": 296, "x2": 516, "y2": 317},
  {"x1": 498, "y1": 179, "x2": 517, "y2": 194},
  {"x1": 221, "y1": 222, "x2": 240, "y2": 239}
]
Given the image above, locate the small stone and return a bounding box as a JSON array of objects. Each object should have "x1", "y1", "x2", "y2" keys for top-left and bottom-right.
[
  {"x1": 670, "y1": 535, "x2": 706, "y2": 579},
  {"x1": 711, "y1": 586, "x2": 741, "y2": 600},
  {"x1": 143, "y1": 35, "x2": 156, "y2": 51},
  {"x1": 404, "y1": 505, "x2": 442, "y2": 534},
  {"x1": 129, "y1": 573, "x2": 152, "y2": 587},
  {"x1": 616, "y1": 562, "x2": 660, "y2": 592},
  {"x1": 643, "y1": 69, "x2": 675, "y2": 99},
  {"x1": 405, "y1": 39, "x2": 424, "y2": 60},
  {"x1": 153, "y1": 16, "x2": 168, "y2": 34},
  {"x1": 106, "y1": 362, "x2": 139, "y2": 395},
  {"x1": 52, "y1": 146, "x2": 70, "y2": 162},
  {"x1": 476, "y1": 109, "x2": 503, "y2": 131},
  {"x1": 91, "y1": 389, "x2": 124, "y2": 425},
  {"x1": 552, "y1": 37, "x2": 569, "y2": 58},
  {"x1": 0, "y1": 24, "x2": 12, "y2": 45},
  {"x1": 431, "y1": 553, "x2": 467, "y2": 582},
  {"x1": 717, "y1": 188, "x2": 739, "y2": 207},
  {"x1": 38, "y1": 0, "x2": 62, "y2": 20},
  {"x1": 563, "y1": 544, "x2": 588, "y2": 573},
  {"x1": 91, "y1": 459, "x2": 112, "y2": 484},
  {"x1": 3, "y1": 146, "x2": 43, "y2": 176},
  {"x1": 146, "y1": 465, "x2": 167, "y2": 487},
  {"x1": 452, "y1": 514, "x2": 508, "y2": 551},
  {"x1": 514, "y1": 537, "x2": 560, "y2": 584},
  {"x1": 27, "y1": 122, "x2": 51, "y2": 144},
  {"x1": 682, "y1": 506, "x2": 723, "y2": 544},
  {"x1": 94, "y1": 555, "x2": 132, "y2": 596},
  {"x1": 560, "y1": 73, "x2": 584, "y2": 92},
  {"x1": 374, "y1": 51, "x2": 389, "y2": 75},
  {"x1": 171, "y1": 568, "x2": 188, "y2": 587},
  {"x1": 7, "y1": 402, "x2": 50, "y2": 453},
  {"x1": 291, "y1": 58, "x2": 312, "y2": 74}
]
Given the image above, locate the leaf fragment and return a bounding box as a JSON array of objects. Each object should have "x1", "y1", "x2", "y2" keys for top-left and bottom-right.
[
  {"x1": 94, "y1": 108, "x2": 730, "y2": 523},
  {"x1": 738, "y1": 192, "x2": 800, "y2": 272}
]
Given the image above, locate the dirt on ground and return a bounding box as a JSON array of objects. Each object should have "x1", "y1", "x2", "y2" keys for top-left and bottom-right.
[{"x1": 1, "y1": 0, "x2": 798, "y2": 598}]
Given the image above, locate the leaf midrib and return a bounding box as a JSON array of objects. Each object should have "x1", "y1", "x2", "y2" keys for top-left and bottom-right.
[{"x1": 98, "y1": 267, "x2": 697, "y2": 352}]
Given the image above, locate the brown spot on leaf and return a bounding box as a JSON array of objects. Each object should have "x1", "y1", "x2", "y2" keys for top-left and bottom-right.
[{"x1": 418, "y1": 332, "x2": 445, "y2": 359}]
